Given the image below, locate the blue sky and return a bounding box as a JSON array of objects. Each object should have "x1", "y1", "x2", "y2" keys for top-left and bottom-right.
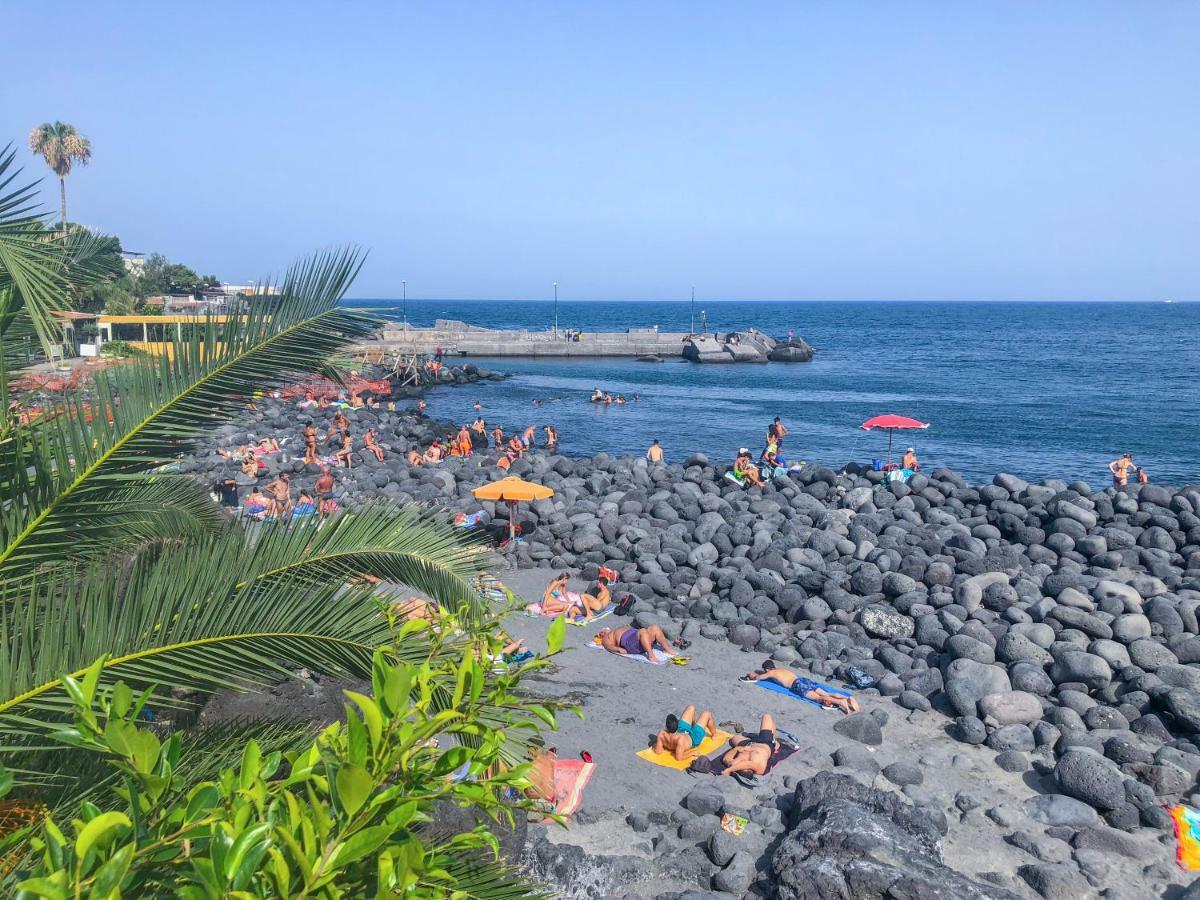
[{"x1": 6, "y1": 3, "x2": 1198, "y2": 300}]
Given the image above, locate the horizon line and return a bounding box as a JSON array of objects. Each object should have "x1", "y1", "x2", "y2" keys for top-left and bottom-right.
[{"x1": 342, "y1": 297, "x2": 1195, "y2": 304}]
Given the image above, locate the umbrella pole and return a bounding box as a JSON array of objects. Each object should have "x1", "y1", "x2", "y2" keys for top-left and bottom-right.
[
  {"x1": 508, "y1": 500, "x2": 516, "y2": 543},
  {"x1": 887, "y1": 430, "x2": 893, "y2": 468}
]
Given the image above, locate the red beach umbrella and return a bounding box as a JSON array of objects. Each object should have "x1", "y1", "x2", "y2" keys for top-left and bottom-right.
[{"x1": 860, "y1": 414, "x2": 930, "y2": 468}]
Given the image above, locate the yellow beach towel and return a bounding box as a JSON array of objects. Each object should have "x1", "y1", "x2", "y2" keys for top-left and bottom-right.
[{"x1": 636, "y1": 730, "x2": 732, "y2": 770}]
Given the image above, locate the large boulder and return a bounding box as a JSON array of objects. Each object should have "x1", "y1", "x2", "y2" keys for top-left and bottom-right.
[
  {"x1": 978, "y1": 691, "x2": 1043, "y2": 727},
  {"x1": 1053, "y1": 750, "x2": 1126, "y2": 811},
  {"x1": 772, "y1": 773, "x2": 1019, "y2": 900},
  {"x1": 860, "y1": 606, "x2": 915, "y2": 640},
  {"x1": 943, "y1": 658, "x2": 1012, "y2": 718}
]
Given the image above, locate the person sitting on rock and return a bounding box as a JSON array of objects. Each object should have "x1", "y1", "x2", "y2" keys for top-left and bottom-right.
[
  {"x1": 326, "y1": 411, "x2": 349, "y2": 444},
  {"x1": 507, "y1": 435, "x2": 525, "y2": 459},
  {"x1": 406, "y1": 447, "x2": 423, "y2": 466},
  {"x1": 364, "y1": 428, "x2": 385, "y2": 462},
  {"x1": 241, "y1": 455, "x2": 262, "y2": 479},
  {"x1": 292, "y1": 489, "x2": 317, "y2": 519},
  {"x1": 1108, "y1": 452, "x2": 1134, "y2": 488},
  {"x1": 424, "y1": 440, "x2": 445, "y2": 464},
  {"x1": 902, "y1": 447, "x2": 920, "y2": 471},
  {"x1": 335, "y1": 430, "x2": 355, "y2": 468},
  {"x1": 739, "y1": 661, "x2": 860, "y2": 714},
  {"x1": 714, "y1": 713, "x2": 779, "y2": 777},
  {"x1": 596, "y1": 624, "x2": 676, "y2": 663},
  {"x1": 733, "y1": 449, "x2": 762, "y2": 486},
  {"x1": 471, "y1": 416, "x2": 487, "y2": 434},
  {"x1": 654, "y1": 705, "x2": 717, "y2": 761}
]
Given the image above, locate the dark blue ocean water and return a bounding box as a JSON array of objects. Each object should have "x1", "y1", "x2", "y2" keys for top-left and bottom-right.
[{"x1": 346, "y1": 300, "x2": 1198, "y2": 486}]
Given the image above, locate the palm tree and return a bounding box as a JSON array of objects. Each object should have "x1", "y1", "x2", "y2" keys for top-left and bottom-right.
[
  {"x1": 27, "y1": 121, "x2": 92, "y2": 229},
  {"x1": 0, "y1": 145, "x2": 554, "y2": 895}
]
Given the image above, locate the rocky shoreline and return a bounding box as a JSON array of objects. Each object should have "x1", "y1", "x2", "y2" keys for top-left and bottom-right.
[{"x1": 183, "y1": 397, "x2": 1200, "y2": 898}]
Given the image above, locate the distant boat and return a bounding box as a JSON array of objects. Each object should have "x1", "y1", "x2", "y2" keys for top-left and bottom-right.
[{"x1": 1164, "y1": 299, "x2": 1175, "y2": 304}]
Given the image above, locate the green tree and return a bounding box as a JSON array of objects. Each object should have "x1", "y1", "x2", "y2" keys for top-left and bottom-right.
[
  {"x1": 27, "y1": 122, "x2": 92, "y2": 230},
  {"x1": 1, "y1": 145, "x2": 556, "y2": 895},
  {"x1": 6, "y1": 630, "x2": 559, "y2": 897}
]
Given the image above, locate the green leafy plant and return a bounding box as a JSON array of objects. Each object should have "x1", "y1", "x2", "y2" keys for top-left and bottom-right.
[{"x1": 6, "y1": 622, "x2": 561, "y2": 898}]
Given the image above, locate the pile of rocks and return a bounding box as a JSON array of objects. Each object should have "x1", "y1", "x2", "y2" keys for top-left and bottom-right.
[{"x1": 184, "y1": 399, "x2": 1200, "y2": 883}]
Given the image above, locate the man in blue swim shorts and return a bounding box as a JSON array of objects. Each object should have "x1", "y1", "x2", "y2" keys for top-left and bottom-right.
[
  {"x1": 740, "y1": 660, "x2": 861, "y2": 714},
  {"x1": 653, "y1": 705, "x2": 717, "y2": 761}
]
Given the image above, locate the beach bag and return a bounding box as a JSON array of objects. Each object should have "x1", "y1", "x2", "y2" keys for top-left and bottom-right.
[{"x1": 872, "y1": 458, "x2": 884, "y2": 472}]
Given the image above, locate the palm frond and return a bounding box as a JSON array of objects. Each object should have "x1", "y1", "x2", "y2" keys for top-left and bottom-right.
[
  {"x1": 0, "y1": 143, "x2": 66, "y2": 356},
  {"x1": 0, "y1": 534, "x2": 388, "y2": 737},
  {"x1": 240, "y1": 504, "x2": 490, "y2": 624},
  {"x1": 433, "y1": 851, "x2": 552, "y2": 899},
  {"x1": 0, "y1": 247, "x2": 377, "y2": 582}
]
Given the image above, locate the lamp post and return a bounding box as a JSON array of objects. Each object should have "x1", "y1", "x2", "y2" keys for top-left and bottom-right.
[
  {"x1": 553, "y1": 282, "x2": 558, "y2": 339},
  {"x1": 402, "y1": 280, "x2": 407, "y2": 333},
  {"x1": 690, "y1": 286, "x2": 695, "y2": 335}
]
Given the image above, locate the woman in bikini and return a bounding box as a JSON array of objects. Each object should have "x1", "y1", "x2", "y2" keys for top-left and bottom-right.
[
  {"x1": 303, "y1": 423, "x2": 319, "y2": 463},
  {"x1": 543, "y1": 425, "x2": 558, "y2": 452},
  {"x1": 539, "y1": 573, "x2": 585, "y2": 619},
  {"x1": 364, "y1": 428, "x2": 385, "y2": 462}
]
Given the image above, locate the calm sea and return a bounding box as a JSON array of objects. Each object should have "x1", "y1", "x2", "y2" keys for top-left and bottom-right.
[{"x1": 345, "y1": 299, "x2": 1198, "y2": 487}]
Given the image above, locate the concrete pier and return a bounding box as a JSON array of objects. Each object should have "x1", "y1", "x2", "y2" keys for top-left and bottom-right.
[{"x1": 368, "y1": 319, "x2": 691, "y2": 358}]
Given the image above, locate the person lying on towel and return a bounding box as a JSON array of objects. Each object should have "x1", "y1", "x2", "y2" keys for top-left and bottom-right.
[
  {"x1": 740, "y1": 661, "x2": 861, "y2": 714},
  {"x1": 596, "y1": 625, "x2": 676, "y2": 663},
  {"x1": 654, "y1": 705, "x2": 717, "y2": 761},
  {"x1": 715, "y1": 713, "x2": 781, "y2": 777}
]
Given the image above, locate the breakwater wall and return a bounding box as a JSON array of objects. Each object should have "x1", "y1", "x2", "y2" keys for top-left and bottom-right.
[{"x1": 367, "y1": 319, "x2": 689, "y2": 358}]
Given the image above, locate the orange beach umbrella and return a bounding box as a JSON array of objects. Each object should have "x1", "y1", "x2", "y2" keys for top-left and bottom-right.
[{"x1": 472, "y1": 476, "x2": 555, "y2": 542}]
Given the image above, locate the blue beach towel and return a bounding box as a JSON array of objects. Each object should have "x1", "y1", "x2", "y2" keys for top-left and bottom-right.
[{"x1": 746, "y1": 677, "x2": 853, "y2": 708}]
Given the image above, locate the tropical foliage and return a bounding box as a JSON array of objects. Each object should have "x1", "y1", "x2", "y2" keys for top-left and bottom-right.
[
  {"x1": 27, "y1": 122, "x2": 92, "y2": 228},
  {"x1": 0, "y1": 135, "x2": 558, "y2": 896},
  {"x1": 0, "y1": 144, "x2": 121, "y2": 368},
  {"x1": 5, "y1": 625, "x2": 561, "y2": 898}
]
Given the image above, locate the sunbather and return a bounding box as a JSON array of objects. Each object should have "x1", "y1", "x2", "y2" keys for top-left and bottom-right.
[
  {"x1": 539, "y1": 572, "x2": 585, "y2": 618},
  {"x1": 579, "y1": 576, "x2": 612, "y2": 620},
  {"x1": 335, "y1": 430, "x2": 354, "y2": 468},
  {"x1": 733, "y1": 449, "x2": 763, "y2": 486},
  {"x1": 364, "y1": 428, "x2": 385, "y2": 461},
  {"x1": 597, "y1": 625, "x2": 675, "y2": 663},
  {"x1": 716, "y1": 713, "x2": 779, "y2": 777},
  {"x1": 740, "y1": 661, "x2": 860, "y2": 713},
  {"x1": 654, "y1": 705, "x2": 716, "y2": 761}
]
